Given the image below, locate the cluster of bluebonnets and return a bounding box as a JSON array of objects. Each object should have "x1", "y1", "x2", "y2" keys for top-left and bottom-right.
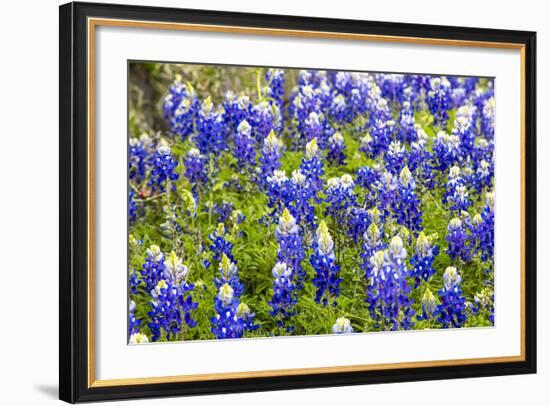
[{"x1": 128, "y1": 64, "x2": 495, "y2": 344}]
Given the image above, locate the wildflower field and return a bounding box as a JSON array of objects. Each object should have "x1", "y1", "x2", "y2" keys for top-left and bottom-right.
[{"x1": 128, "y1": 62, "x2": 495, "y2": 344}]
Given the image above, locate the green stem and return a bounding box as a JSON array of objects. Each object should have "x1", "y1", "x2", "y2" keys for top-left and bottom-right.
[{"x1": 256, "y1": 69, "x2": 263, "y2": 100}]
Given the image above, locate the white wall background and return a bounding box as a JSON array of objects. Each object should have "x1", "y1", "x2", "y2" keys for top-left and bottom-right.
[{"x1": 0, "y1": 0, "x2": 545, "y2": 404}]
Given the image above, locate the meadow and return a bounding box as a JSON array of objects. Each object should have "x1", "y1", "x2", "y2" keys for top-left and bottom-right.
[{"x1": 127, "y1": 63, "x2": 495, "y2": 343}]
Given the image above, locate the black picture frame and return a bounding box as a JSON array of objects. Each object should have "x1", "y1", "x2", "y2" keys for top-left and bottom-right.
[{"x1": 59, "y1": 1, "x2": 537, "y2": 403}]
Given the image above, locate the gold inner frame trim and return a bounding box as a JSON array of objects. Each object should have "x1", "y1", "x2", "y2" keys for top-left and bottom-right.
[{"x1": 87, "y1": 17, "x2": 527, "y2": 388}]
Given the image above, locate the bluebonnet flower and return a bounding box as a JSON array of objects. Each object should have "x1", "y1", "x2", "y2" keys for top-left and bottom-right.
[
  {"x1": 286, "y1": 170, "x2": 316, "y2": 228},
  {"x1": 265, "y1": 170, "x2": 291, "y2": 221},
  {"x1": 417, "y1": 287, "x2": 437, "y2": 322},
  {"x1": 376, "y1": 170, "x2": 398, "y2": 217},
  {"x1": 265, "y1": 69, "x2": 285, "y2": 108},
  {"x1": 446, "y1": 217, "x2": 471, "y2": 262},
  {"x1": 209, "y1": 223, "x2": 234, "y2": 265},
  {"x1": 150, "y1": 146, "x2": 179, "y2": 192},
  {"x1": 427, "y1": 77, "x2": 452, "y2": 128},
  {"x1": 329, "y1": 94, "x2": 349, "y2": 124},
  {"x1": 397, "y1": 102, "x2": 417, "y2": 144},
  {"x1": 356, "y1": 165, "x2": 381, "y2": 205},
  {"x1": 359, "y1": 133, "x2": 374, "y2": 160},
  {"x1": 211, "y1": 283, "x2": 245, "y2": 339},
  {"x1": 276, "y1": 209, "x2": 306, "y2": 289},
  {"x1": 300, "y1": 138, "x2": 324, "y2": 200},
  {"x1": 148, "y1": 252, "x2": 197, "y2": 341},
  {"x1": 128, "y1": 300, "x2": 141, "y2": 335},
  {"x1": 184, "y1": 148, "x2": 208, "y2": 195},
  {"x1": 129, "y1": 189, "x2": 138, "y2": 223},
  {"x1": 452, "y1": 114, "x2": 475, "y2": 159},
  {"x1": 163, "y1": 81, "x2": 199, "y2": 140},
  {"x1": 332, "y1": 317, "x2": 353, "y2": 334},
  {"x1": 289, "y1": 84, "x2": 318, "y2": 132},
  {"x1": 377, "y1": 74, "x2": 406, "y2": 104},
  {"x1": 327, "y1": 132, "x2": 346, "y2": 166},
  {"x1": 129, "y1": 265, "x2": 141, "y2": 295},
  {"x1": 473, "y1": 137, "x2": 493, "y2": 163},
  {"x1": 251, "y1": 101, "x2": 282, "y2": 141},
  {"x1": 215, "y1": 253, "x2": 244, "y2": 299},
  {"x1": 369, "y1": 119, "x2": 395, "y2": 158},
  {"x1": 407, "y1": 128, "x2": 434, "y2": 188},
  {"x1": 365, "y1": 237, "x2": 415, "y2": 330},
  {"x1": 195, "y1": 97, "x2": 228, "y2": 154},
  {"x1": 481, "y1": 97, "x2": 495, "y2": 139},
  {"x1": 325, "y1": 174, "x2": 356, "y2": 220},
  {"x1": 269, "y1": 262, "x2": 298, "y2": 328},
  {"x1": 214, "y1": 201, "x2": 235, "y2": 224},
  {"x1": 433, "y1": 131, "x2": 461, "y2": 171},
  {"x1": 129, "y1": 134, "x2": 152, "y2": 183},
  {"x1": 391, "y1": 166, "x2": 423, "y2": 232},
  {"x1": 346, "y1": 206, "x2": 371, "y2": 243},
  {"x1": 233, "y1": 119, "x2": 256, "y2": 170},
  {"x1": 223, "y1": 91, "x2": 251, "y2": 131},
  {"x1": 436, "y1": 266, "x2": 467, "y2": 328},
  {"x1": 303, "y1": 111, "x2": 326, "y2": 144},
  {"x1": 129, "y1": 332, "x2": 149, "y2": 344},
  {"x1": 479, "y1": 191, "x2": 495, "y2": 261},
  {"x1": 472, "y1": 159, "x2": 493, "y2": 193},
  {"x1": 410, "y1": 232, "x2": 439, "y2": 287},
  {"x1": 139, "y1": 245, "x2": 166, "y2": 293},
  {"x1": 311, "y1": 221, "x2": 341, "y2": 306},
  {"x1": 369, "y1": 97, "x2": 393, "y2": 127},
  {"x1": 333, "y1": 71, "x2": 353, "y2": 95},
  {"x1": 349, "y1": 88, "x2": 365, "y2": 118},
  {"x1": 443, "y1": 165, "x2": 463, "y2": 203},
  {"x1": 258, "y1": 130, "x2": 283, "y2": 188},
  {"x1": 361, "y1": 222, "x2": 385, "y2": 281},
  {"x1": 472, "y1": 287, "x2": 494, "y2": 324},
  {"x1": 385, "y1": 141, "x2": 406, "y2": 175},
  {"x1": 237, "y1": 302, "x2": 259, "y2": 332},
  {"x1": 449, "y1": 184, "x2": 472, "y2": 213}
]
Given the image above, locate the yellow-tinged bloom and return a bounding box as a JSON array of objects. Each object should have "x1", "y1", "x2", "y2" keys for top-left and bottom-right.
[
  {"x1": 449, "y1": 165, "x2": 461, "y2": 178},
  {"x1": 368, "y1": 207, "x2": 381, "y2": 224},
  {"x1": 264, "y1": 129, "x2": 281, "y2": 151},
  {"x1": 218, "y1": 283, "x2": 234, "y2": 305},
  {"x1": 422, "y1": 287, "x2": 436, "y2": 316},
  {"x1": 399, "y1": 166, "x2": 412, "y2": 187},
  {"x1": 486, "y1": 191, "x2": 495, "y2": 210},
  {"x1": 416, "y1": 232, "x2": 430, "y2": 256},
  {"x1": 216, "y1": 222, "x2": 226, "y2": 235},
  {"x1": 366, "y1": 223, "x2": 380, "y2": 241},
  {"x1": 443, "y1": 266, "x2": 461, "y2": 290},
  {"x1": 220, "y1": 253, "x2": 231, "y2": 273},
  {"x1": 237, "y1": 302, "x2": 250, "y2": 317},
  {"x1": 180, "y1": 189, "x2": 196, "y2": 214},
  {"x1": 316, "y1": 220, "x2": 334, "y2": 255},
  {"x1": 202, "y1": 96, "x2": 213, "y2": 114},
  {"x1": 305, "y1": 137, "x2": 318, "y2": 159},
  {"x1": 129, "y1": 332, "x2": 149, "y2": 344}
]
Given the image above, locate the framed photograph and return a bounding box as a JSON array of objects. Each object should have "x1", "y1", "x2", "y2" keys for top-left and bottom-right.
[{"x1": 59, "y1": 1, "x2": 537, "y2": 403}]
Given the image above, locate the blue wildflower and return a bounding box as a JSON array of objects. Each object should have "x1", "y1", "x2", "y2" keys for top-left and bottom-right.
[
  {"x1": 327, "y1": 132, "x2": 346, "y2": 166},
  {"x1": 150, "y1": 145, "x2": 179, "y2": 192},
  {"x1": 276, "y1": 209, "x2": 306, "y2": 289},
  {"x1": 332, "y1": 317, "x2": 354, "y2": 334},
  {"x1": 391, "y1": 166, "x2": 423, "y2": 232},
  {"x1": 446, "y1": 217, "x2": 471, "y2": 262},
  {"x1": 410, "y1": 232, "x2": 439, "y2": 287},
  {"x1": 233, "y1": 119, "x2": 256, "y2": 170},
  {"x1": 311, "y1": 221, "x2": 341, "y2": 306},
  {"x1": 436, "y1": 266, "x2": 467, "y2": 328}
]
